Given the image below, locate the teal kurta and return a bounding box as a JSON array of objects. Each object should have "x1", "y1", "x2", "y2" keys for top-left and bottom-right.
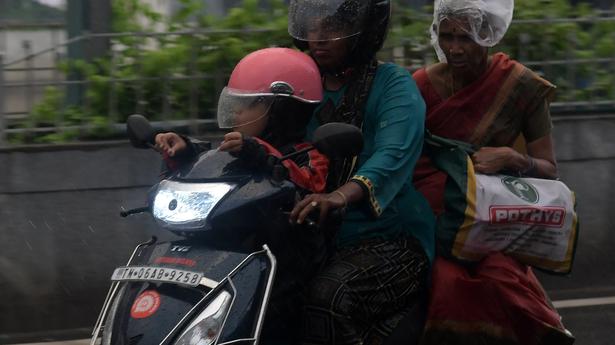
[{"x1": 307, "y1": 63, "x2": 436, "y2": 262}]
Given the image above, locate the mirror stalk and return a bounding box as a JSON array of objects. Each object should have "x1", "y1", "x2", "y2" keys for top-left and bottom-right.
[
  {"x1": 268, "y1": 145, "x2": 315, "y2": 184},
  {"x1": 278, "y1": 145, "x2": 314, "y2": 162}
]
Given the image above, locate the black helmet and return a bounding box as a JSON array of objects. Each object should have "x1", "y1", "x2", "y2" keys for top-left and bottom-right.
[{"x1": 288, "y1": 0, "x2": 391, "y2": 67}]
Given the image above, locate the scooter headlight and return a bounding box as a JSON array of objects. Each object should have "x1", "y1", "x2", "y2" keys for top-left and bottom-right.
[
  {"x1": 152, "y1": 181, "x2": 233, "y2": 229},
  {"x1": 174, "y1": 291, "x2": 232, "y2": 345}
]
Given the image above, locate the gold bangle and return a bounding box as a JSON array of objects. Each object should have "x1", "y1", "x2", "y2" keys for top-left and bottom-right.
[{"x1": 332, "y1": 190, "x2": 348, "y2": 208}]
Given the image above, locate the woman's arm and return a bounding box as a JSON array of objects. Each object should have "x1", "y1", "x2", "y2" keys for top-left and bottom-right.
[
  {"x1": 349, "y1": 66, "x2": 426, "y2": 216},
  {"x1": 291, "y1": 64, "x2": 426, "y2": 223},
  {"x1": 519, "y1": 134, "x2": 558, "y2": 178},
  {"x1": 472, "y1": 134, "x2": 558, "y2": 179},
  {"x1": 290, "y1": 181, "x2": 365, "y2": 225}
]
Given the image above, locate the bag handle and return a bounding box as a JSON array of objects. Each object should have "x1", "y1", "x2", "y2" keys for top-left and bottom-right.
[{"x1": 424, "y1": 130, "x2": 477, "y2": 154}]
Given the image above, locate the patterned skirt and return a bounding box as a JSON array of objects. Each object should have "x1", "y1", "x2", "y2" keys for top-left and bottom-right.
[{"x1": 301, "y1": 236, "x2": 429, "y2": 345}]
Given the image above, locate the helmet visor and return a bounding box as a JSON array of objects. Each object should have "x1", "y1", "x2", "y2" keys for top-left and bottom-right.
[
  {"x1": 288, "y1": 0, "x2": 368, "y2": 42},
  {"x1": 217, "y1": 87, "x2": 275, "y2": 129}
]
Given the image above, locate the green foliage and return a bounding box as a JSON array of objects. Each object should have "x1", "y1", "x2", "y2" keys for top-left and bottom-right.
[
  {"x1": 385, "y1": 0, "x2": 615, "y2": 104},
  {"x1": 18, "y1": 0, "x2": 615, "y2": 144},
  {"x1": 499, "y1": 0, "x2": 615, "y2": 103},
  {"x1": 18, "y1": 0, "x2": 290, "y2": 144}
]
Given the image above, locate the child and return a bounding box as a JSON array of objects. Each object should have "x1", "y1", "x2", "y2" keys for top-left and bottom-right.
[
  {"x1": 156, "y1": 49, "x2": 332, "y2": 341},
  {"x1": 155, "y1": 48, "x2": 328, "y2": 193}
]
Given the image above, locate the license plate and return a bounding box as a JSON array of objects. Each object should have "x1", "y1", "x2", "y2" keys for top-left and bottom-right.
[{"x1": 111, "y1": 266, "x2": 203, "y2": 287}]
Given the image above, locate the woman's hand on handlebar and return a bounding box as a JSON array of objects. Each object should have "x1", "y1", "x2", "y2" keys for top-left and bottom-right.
[
  {"x1": 290, "y1": 192, "x2": 346, "y2": 226},
  {"x1": 155, "y1": 132, "x2": 187, "y2": 157}
]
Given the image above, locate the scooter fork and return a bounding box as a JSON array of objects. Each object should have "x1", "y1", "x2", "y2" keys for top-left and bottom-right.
[{"x1": 90, "y1": 236, "x2": 158, "y2": 345}]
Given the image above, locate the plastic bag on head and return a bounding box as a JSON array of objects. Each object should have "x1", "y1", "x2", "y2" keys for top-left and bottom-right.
[{"x1": 430, "y1": 0, "x2": 514, "y2": 62}]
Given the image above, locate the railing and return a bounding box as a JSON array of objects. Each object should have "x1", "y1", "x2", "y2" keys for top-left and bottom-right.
[
  {"x1": 1, "y1": 14, "x2": 614, "y2": 147},
  {"x1": 386, "y1": 11, "x2": 615, "y2": 114},
  {"x1": 0, "y1": 28, "x2": 284, "y2": 146},
  {"x1": 508, "y1": 14, "x2": 615, "y2": 114}
]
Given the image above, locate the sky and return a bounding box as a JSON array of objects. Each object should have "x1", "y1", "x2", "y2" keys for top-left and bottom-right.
[{"x1": 36, "y1": 0, "x2": 66, "y2": 9}]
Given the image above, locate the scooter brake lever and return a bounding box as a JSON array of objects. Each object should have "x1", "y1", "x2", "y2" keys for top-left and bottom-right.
[{"x1": 120, "y1": 206, "x2": 150, "y2": 217}]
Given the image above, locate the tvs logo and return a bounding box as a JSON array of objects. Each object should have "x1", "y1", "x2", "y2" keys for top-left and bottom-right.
[
  {"x1": 501, "y1": 176, "x2": 539, "y2": 204},
  {"x1": 489, "y1": 206, "x2": 566, "y2": 227},
  {"x1": 131, "y1": 290, "x2": 161, "y2": 319},
  {"x1": 171, "y1": 245, "x2": 191, "y2": 253}
]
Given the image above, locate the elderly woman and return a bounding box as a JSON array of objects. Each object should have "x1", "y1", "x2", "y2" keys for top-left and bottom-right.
[{"x1": 412, "y1": 0, "x2": 574, "y2": 344}]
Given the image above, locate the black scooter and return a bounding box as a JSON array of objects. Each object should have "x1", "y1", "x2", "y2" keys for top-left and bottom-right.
[{"x1": 90, "y1": 115, "x2": 364, "y2": 345}]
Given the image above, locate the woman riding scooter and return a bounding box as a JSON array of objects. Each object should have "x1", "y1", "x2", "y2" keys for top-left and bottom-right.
[{"x1": 287, "y1": 1, "x2": 435, "y2": 343}]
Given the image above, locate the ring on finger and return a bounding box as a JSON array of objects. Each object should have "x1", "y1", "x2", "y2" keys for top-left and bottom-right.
[{"x1": 310, "y1": 201, "x2": 318, "y2": 208}]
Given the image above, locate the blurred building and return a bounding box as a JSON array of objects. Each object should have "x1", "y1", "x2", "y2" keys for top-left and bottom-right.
[
  {"x1": 0, "y1": 0, "x2": 65, "y2": 62},
  {"x1": 0, "y1": 0, "x2": 64, "y2": 24}
]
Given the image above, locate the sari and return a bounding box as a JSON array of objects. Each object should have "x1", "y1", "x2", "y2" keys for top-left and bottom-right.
[
  {"x1": 414, "y1": 52, "x2": 555, "y2": 216},
  {"x1": 412, "y1": 53, "x2": 574, "y2": 344}
]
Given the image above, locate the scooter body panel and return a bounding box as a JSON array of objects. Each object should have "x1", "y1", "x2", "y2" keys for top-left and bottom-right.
[{"x1": 102, "y1": 242, "x2": 273, "y2": 345}]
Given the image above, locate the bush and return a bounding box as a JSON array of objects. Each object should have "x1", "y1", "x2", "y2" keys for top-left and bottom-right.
[
  {"x1": 16, "y1": 0, "x2": 290, "y2": 144},
  {"x1": 16, "y1": 0, "x2": 615, "y2": 144},
  {"x1": 385, "y1": 0, "x2": 615, "y2": 104}
]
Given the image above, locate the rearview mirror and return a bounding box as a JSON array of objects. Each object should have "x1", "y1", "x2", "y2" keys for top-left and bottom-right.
[
  {"x1": 312, "y1": 122, "x2": 363, "y2": 158},
  {"x1": 126, "y1": 114, "x2": 155, "y2": 148}
]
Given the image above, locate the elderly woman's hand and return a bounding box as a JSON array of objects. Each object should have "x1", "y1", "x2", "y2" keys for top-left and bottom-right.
[
  {"x1": 290, "y1": 192, "x2": 347, "y2": 226},
  {"x1": 471, "y1": 146, "x2": 517, "y2": 174}
]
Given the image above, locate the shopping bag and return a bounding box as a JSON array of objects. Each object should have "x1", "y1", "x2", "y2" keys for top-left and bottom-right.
[{"x1": 425, "y1": 134, "x2": 579, "y2": 274}]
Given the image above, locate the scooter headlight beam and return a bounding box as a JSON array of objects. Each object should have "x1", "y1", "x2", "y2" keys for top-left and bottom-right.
[{"x1": 152, "y1": 180, "x2": 234, "y2": 230}]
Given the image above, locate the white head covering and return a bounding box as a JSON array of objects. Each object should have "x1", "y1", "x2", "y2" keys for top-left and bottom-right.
[{"x1": 430, "y1": 0, "x2": 514, "y2": 62}]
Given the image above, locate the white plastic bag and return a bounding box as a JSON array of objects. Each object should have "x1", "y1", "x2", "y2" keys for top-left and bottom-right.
[{"x1": 430, "y1": 0, "x2": 514, "y2": 62}]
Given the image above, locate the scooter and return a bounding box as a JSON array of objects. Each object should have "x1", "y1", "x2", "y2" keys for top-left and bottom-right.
[{"x1": 90, "y1": 114, "x2": 364, "y2": 345}]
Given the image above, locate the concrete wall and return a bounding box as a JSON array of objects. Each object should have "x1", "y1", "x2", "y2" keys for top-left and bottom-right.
[
  {"x1": 0, "y1": 117, "x2": 613, "y2": 340},
  {"x1": 0, "y1": 142, "x2": 172, "y2": 338}
]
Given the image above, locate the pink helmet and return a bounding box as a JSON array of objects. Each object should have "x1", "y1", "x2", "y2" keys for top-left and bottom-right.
[
  {"x1": 229, "y1": 47, "x2": 322, "y2": 102},
  {"x1": 218, "y1": 48, "x2": 323, "y2": 129}
]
